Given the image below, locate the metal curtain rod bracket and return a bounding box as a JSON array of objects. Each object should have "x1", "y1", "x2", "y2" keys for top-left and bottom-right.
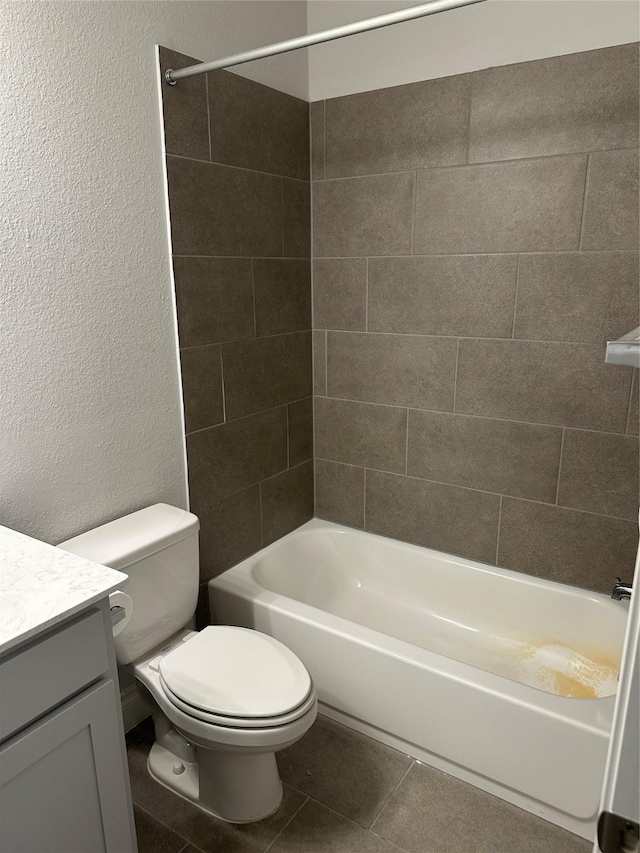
[{"x1": 165, "y1": 0, "x2": 486, "y2": 85}]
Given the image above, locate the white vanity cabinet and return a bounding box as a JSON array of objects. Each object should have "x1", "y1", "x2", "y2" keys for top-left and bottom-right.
[{"x1": 0, "y1": 527, "x2": 138, "y2": 853}]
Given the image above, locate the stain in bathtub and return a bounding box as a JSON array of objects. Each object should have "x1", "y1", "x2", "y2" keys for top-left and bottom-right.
[{"x1": 514, "y1": 641, "x2": 620, "y2": 698}]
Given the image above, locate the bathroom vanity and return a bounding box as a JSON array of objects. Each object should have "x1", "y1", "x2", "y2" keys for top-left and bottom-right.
[{"x1": 0, "y1": 525, "x2": 137, "y2": 853}]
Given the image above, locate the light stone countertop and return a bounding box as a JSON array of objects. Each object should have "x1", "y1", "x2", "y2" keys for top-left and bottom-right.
[{"x1": 0, "y1": 525, "x2": 127, "y2": 655}]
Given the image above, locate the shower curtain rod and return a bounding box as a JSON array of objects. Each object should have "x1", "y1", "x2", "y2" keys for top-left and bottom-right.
[{"x1": 165, "y1": 0, "x2": 486, "y2": 85}]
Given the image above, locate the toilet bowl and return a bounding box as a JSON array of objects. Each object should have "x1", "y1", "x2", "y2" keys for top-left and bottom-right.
[
  {"x1": 57, "y1": 504, "x2": 317, "y2": 823},
  {"x1": 131, "y1": 625, "x2": 317, "y2": 822}
]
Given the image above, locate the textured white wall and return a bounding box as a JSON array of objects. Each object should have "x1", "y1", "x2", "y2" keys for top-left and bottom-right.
[
  {"x1": 308, "y1": 0, "x2": 639, "y2": 100},
  {"x1": 1, "y1": 1, "x2": 308, "y2": 544}
]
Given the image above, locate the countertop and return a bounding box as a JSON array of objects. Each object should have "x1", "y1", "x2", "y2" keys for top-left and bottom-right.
[{"x1": 0, "y1": 525, "x2": 127, "y2": 655}]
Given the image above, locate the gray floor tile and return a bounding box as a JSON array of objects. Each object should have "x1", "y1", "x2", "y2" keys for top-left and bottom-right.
[
  {"x1": 133, "y1": 804, "x2": 188, "y2": 853},
  {"x1": 372, "y1": 763, "x2": 591, "y2": 853},
  {"x1": 268, "y1": 799, "x2": 400, "y2": 853},
  {"x1": 128, "y1": 741, "x2": 305, "y2": 853},
  {"x1": 277, "y1": 716, "x2": 412, "y2": 828}
]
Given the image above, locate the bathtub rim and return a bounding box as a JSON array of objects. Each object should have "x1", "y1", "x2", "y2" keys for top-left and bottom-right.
[{"x1": 208, "y1": 518, "x2": 625, "y2": 731}]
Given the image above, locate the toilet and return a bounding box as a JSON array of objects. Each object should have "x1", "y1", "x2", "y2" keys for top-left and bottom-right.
[{"x1": 58, "y1": 503, "x2": 317, "y2": 823}]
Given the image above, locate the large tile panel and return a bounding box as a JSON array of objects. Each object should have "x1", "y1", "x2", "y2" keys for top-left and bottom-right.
[
  {"x1": 468, "y1": 43, "x2": 639, "y2": 163},
  {"x1": 269, "y1": 799, "x2": 397, "y2": 853},
  {"x1": 515, "y1": 252, "x2": 639, "y2": 343},
  {"x1": 558, "y1": 430, "x2": 639, "y2": 520},
  {"x1": 166, "y1": 156, "x2": 282, "y2": 256},
  {"x1": 456, "y1": 340, "x2": 633, "y2": 432},
  {"x1": 325, "y1": 74, "x2": 469, "y2": 177},
  {"x1": 194, "y1": 486, "x2": 262, "y2": 581},
  {"x1": 180, "y1": 345, "x2": 224, "y2": 433},
  {"x1": 414, "y1": 156, "x2": 587, "y2": 254},
  {"x1": 315, "y1": 459, "x2": 365, "y2": 528},
  {"x1": 498, "y1": 498, "x2": 638, "y2": 590},
  {"x1": 313, "y1": 173, "x2": 415, "y2": 257},
  {"x1": 222, "y1": 332, "x2": 312, "y2": 420},
  {"x1": 313, "y1": 259, "x2": 367, "y2": 330},
  {"x1": 187, "y1": 407, "x2": 287, "y2": 505},
  {"x1": 581, "y1": 148, "x2": 639, "y2": 250},
  {"x1": 283, "y1": 178, "x2": 311, "y2": 258},
  {"x1": 372, "y1": 761, "x2": 590, "y2": 853},
  {"x1": 365, "y1": 470, "x2": 500, "y2": 564},
  {"x1": 173, "y1": 257, "x2": 254, "y2": 347},
  {"x1": 288, "y1": 397, "x2": 313, "y2": 466},
  {"x1": 327, "y1": 332, "x2": 457, "y2": 410},
  {"x1": 407, "y1": 410, "x2": 562, "y2": 502},
  {"x1": 315, "y1": 397, "x2": 407, "y2": 473},
  {"x1": 253, "y1": 259, "x2": 311, "y2": 336},
  {"x1": 278, "y1": 716, "x2": 412, "y2": 828},
  {"x1": 158, "y1": 48, "x2": 209, "y2": 161},
  {"x1": 261, "y1": 461, "x2": 314, "y2": 546},
  {"x1": 208, "y1": 70, "x2": 309, "y2": 180},
  {"x1": 368, "y1": 255, "x2": 517, "y2": 337}
]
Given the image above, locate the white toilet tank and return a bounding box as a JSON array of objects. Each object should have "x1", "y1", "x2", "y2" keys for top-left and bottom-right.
[{"x1": 58, "y1": 504, "x2": 200, "y2": 664}]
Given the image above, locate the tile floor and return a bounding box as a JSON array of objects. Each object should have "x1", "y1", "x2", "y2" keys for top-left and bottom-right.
[{"x1": 127, "y1": 715, "x2": 592, "y2": 853}]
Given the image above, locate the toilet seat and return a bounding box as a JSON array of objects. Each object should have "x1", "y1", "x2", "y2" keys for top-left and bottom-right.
[
  {"x1": 159, "y1": 676, "x2": 317, "y2": 729},
  {"x1": 158, "y1": 625, "x2": 313, "y2": 726}
]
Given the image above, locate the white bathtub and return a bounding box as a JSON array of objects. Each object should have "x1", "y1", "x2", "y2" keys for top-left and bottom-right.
[{"x1": 208, "y1": 519, "x2": 629, "y2": 839}]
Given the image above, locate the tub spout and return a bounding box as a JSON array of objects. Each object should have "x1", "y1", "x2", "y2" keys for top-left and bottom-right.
[{"x1": 611, "y1": 578, "x2": 633, "y2": 600}]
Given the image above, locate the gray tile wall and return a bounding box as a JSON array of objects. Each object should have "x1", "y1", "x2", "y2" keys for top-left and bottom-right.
[
  {"x1": 311, "y1": 43, "x2": 640, "y2": 591},
  {"x1": 159, "y1": 49, "x2": 313, "y2": 610}
]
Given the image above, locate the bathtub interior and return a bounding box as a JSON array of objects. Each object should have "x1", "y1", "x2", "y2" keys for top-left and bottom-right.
[{"x1": 251, "y1": 524, "x2": 628, "y2": 699}]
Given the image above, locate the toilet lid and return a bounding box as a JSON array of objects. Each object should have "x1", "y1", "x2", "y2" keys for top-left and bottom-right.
[{"x1": 158, "y1": 626, "x2": 312, "y2": 719}]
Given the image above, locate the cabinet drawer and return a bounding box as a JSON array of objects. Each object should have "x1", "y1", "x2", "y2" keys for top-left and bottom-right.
[{"x1": 0, "y1": 609, "x2": 109, "y2": 742}]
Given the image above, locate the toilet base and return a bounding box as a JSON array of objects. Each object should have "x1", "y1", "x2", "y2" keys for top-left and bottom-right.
[{"x1": 147, "y1": 742, "x2": 283, "y2": 824}]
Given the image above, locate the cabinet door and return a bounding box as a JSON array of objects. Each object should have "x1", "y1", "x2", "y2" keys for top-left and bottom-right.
[{"x1": 0, "y1": 679, "x2": 136, "y2": 853}]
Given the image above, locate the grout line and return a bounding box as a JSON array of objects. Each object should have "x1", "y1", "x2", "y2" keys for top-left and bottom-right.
[
  {"x1": 363, "y1": 468, "x2": 367, "y2": 530},
  {"x1": 452, "y1": 338, "x2": 460, "y2": 413},
  {"x1": 185, "y1": 396, "x2": 312, "y2": 436},
  {"x1": 280, "y1": 178, "x2": 285, "y2": 257},
  {"x1": 624, "y1": 371, "x2": 636, "y2": 434},
  {"x1": 313, "y1": 456, "x2": 637, "y2": 524},
  {"x1": 204, "y1": 73, "x2": 212, "y2": 162},
  {"x1": 219, "y1": 346, "x2": 227, "y2": 422},
  {"x1": 173, "y1": 254, "x2": 311, "y2": 260},
  {"x1": 465, "y1": 73, "x2": 473, "y2": 165},
  {"x1": 172, "y1": 249, "x2": 637, "y2": 261},
  {"x1": 324, "y1": 330, "x2": 328, "y2": 395},
  {"x1": 310, "y1": 146, "x2": 636, "y2": 184},
  {"x1": 179, "y1": 327, "x2": 632, "y2": 353},
  {"x1": 511, "y1": 255, "x2": 520, "y2": 338},
  {"x1": 181, "y1": 329, "x2": 311, "y2": 352},
  {"x1": 495, "y1": 495, "x2": 503, "y2": 565},
  {"x1": 132, "y1": 803, "x2": 206, "y2": 853},
  {"x1": 313, "y1": 400, "x2": 318, "y2": 514},
  {"x1": 262, "y1": 795, "x2": 309, "y2": 853},
  {"x1": 370, "y1": 761, "x2": 415, "y2": 833},
  {"x1": 578, "y1": 154, "x2": 592, "y2": 250},
  {"x1": 365, "y1": 258, "x2": 369, "y2": 331},
  {"x1": 166, "y1": 151, "x2": 309, "y2": 183},
  {"x1": 554, "y1": 428, "x2": 566, "y2": 505},
  {"x1": 286, "y1": 404, "x2": 290, "y2": 468},
  {"x1": 410, "y1": 171, "x2": 418, "y2": 254},
  {"x1": 258, "y1": 482, "x2": 265, "y2": 547},
  {"x1": 317, "y1": 395, "x2": 629, "y2": 439},
  {"x1": 288, "y1": 329, "x2": 624, "y2": 346},
  {"x1": 404, "y1": 411, "x2": 410, "y2": 475},
  {"x1": 251, "y1": 258, "x2": 257, "y2": 337}
]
